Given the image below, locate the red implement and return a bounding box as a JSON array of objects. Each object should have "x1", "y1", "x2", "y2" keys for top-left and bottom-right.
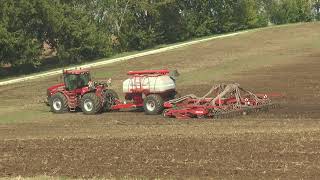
[{"x1": 163, "y1": 83, "x2": 280, "y2": 119}]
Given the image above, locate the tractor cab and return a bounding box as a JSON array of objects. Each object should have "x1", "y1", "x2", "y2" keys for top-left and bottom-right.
[{"x1": 63, "y1": 69, "x2": 91, "y2": 91}]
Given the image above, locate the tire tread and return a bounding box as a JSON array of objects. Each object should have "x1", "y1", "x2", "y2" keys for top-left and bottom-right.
[
  {"x1": 143, "y1": 94, "x2": 164, "y2": 115},
  {"x1": 81, "y1": 93, "x2": 102, "y2": 115},
  {"x1": 50, "y1": 92, "x2": 68, "y2": 113}
]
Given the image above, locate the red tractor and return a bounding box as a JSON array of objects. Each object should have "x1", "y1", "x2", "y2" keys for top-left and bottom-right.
[{"x1": 47, "y1": 69, "x2": 178, "y2": 115}]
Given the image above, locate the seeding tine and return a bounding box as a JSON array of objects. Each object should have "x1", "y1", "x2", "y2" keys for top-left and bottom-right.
[
  {"x1": 245, "y1": 108, "x2": 252, "y2": 114},
  {"x1": 224, "y1": 113, "x2": 229, "y2": 119},
  {"x1": 273, "y1": 103, "x2": 281, "y2": 109},
  {"x1": 224, "y1": 114, "x2": 230, "y2": 119},
  {"x1": 209, "y1": 102, "x2": 280, "y2": 119},
  {"x1": 218, "y1": 113, "x2": 226, "y2": 119}
]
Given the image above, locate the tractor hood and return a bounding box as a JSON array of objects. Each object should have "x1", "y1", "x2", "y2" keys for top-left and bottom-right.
[{"x1": 47, "y1": 83, "x2": 65, "y2": 95}]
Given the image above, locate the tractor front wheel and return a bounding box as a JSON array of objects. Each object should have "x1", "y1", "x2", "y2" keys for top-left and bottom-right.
[
  {"x1": 81, "y1": 93, "x2": 102, "y2": 115},
  {"x1": 50, "y1": 93, "x2": 68, "y2": 113},
  {"x1": 143, "y1": 94, "x2": 164, "y2": 115}
]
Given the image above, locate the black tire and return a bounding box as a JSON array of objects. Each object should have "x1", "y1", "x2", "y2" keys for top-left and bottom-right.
[
  {"x1": 49, "y1": 92, "x2": 68, "y2": 113},
  {"x1": 103, "y1": 89, "x2": 119, "y2": 112},
  {"x1": 168, "y1": 91, "x2": 181, "y2": 100},
  {"x1": 143, "y1": 94, "x2": 164, "y2": 115},
  {"x1": 81, "y1": 93, "x2": 102, "y2": 115},
  {"x1": 105, "y1": 89, "x2": 119, "y2": 99}
]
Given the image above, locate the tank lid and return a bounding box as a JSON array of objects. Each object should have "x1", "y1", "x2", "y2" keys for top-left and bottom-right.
[{"x1": 127, "y1": 70, "x2": 169, "y2": 75}]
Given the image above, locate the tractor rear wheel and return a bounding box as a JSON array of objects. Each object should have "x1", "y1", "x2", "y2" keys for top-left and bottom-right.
[
  {"x1": 106, "y1": 89, "x2": 119, "y2": 99},
  {"x1": 143, "y1": 94, "x2": 164, "y2": 115},
  {"x1": 81, "y1": 93, "x2": 102, "y2": 115},
  {"x1": 50, "y1": 93, "x2": 68, "y2": 113},
  {"x1": 103, "y1": 89, "x2": 119, "y2": 112}
]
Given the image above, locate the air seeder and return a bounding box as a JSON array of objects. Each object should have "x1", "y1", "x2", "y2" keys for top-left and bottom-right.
[
  {"x1": 47, "y1": 69, "x2": 178, "y2": 115},
  {"x1": 163, "y1": 83, "x2": 280, "y2": 119},
  {"x1": 47, "y1": 69, "x2": 280, "y2": 118}
]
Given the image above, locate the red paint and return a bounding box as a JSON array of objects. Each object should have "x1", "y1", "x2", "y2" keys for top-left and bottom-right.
[
  {"x1": 163, "y1": 93, "x2": 278, "y2": 119},
  {"x1": 112, "y1": 103, "x2": 143, "y2": 110},
  {"x1": 127, "y1": 69, "x2": 169, "y2": 75}
]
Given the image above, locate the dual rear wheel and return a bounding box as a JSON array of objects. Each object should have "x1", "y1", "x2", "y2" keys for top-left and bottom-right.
[
  {"x1": 81, "y1": 90, "x2": 119, "y2": 114},
  {"x1": 81, "y1": 93, "x2": 102, "y2": 115}
]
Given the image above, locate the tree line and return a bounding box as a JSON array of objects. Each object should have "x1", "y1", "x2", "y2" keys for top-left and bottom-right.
[{"x1": 0, "y1": 0, "x2": 319, "y2": 75}]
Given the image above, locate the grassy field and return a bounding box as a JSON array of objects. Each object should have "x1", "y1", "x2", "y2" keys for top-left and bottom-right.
[{"x1": 1, "y1": 22, "x2": 320, "y2": 179}]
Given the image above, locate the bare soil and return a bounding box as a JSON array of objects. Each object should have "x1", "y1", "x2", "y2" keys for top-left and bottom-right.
[
  {"x1": 1, "y1": 23, "x2": 320, "y2": 179},
  {"x1": 2, "y1": 133, "x2": 320, "y2": 179}
]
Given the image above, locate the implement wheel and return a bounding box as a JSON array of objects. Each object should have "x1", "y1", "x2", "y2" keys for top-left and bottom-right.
[
  {"x1": 81, "y1": 93, "x2": 102, "y2": 115},
  {"x1": 143, "y1": 94, "x2": 164, "y2": 115}
]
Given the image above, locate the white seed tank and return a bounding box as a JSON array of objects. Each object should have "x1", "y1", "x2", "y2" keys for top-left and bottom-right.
[{"x1": 123, "y1": 75, "x2": 176, "y2": 93}]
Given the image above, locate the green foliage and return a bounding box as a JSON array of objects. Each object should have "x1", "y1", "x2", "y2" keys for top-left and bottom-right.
[
  {"x1": 117, "y1": 0, "x2": 160, "y2": 50},
  {"x1": 0, "y1": 24, "x2": 41, "y2": 67},
  {"x1": 236, "y1": 0, "x2": 269, "y2": 29},
  {"x1": 157, "y1": 1, "x2": 187, "y2": 42},
  {"x1": 54, "y1": 3, "x2": 112, "y2": 64},
  {"x1": 269, "y1": 0, "x2": 313, "y2": 24},
  {"x1": 0, "y1": 0, "x2": 111, "y2": 69},
  {"x1": 177, "y1": 0, "x2": 217, "y2": 36},
  {"x1": 314, "y1": 0, "x2": 320, "y2": 20},
  {"x1": 0, "y1": 1, "x2": 42, "y2": 69}
]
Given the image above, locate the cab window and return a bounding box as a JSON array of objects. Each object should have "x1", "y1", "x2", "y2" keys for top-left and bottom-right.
[
  {"x1": 79, "y1": 73, "x2": 90, "y2": 87},
  {"x1": 64, "y1": 74, "x2": 78, "y2": 91}
]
